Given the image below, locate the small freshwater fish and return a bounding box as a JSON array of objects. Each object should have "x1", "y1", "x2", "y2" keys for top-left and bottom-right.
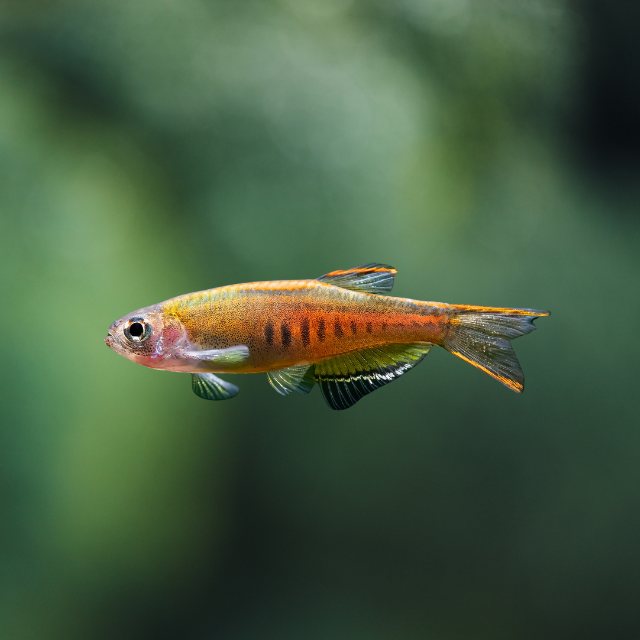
[{"x1": 105, "y1": 264, "x2": 549, "y2": 410}]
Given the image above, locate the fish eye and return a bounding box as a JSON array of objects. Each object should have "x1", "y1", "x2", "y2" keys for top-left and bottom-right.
[
  {"x1": 129, "y1": 322, "x2": 144, "y2": 337},
  {"x1": 124, "y1": 317, "x2": 152, "y2": 343}
]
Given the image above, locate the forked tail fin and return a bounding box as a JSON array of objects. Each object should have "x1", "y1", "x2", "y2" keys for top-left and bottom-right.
[{"x1": 441, "y1": 305, "x2": 550, "y2": 392}]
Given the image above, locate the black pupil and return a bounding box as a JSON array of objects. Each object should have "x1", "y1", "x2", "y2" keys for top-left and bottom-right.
[{"x1": 129, "y1": 322, "x2": 144, "y2": 337}]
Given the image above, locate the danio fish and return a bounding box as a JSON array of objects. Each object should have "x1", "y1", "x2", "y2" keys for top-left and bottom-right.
[{"x1": 105, "y1": 264, "x2": 549, "y2": 410}]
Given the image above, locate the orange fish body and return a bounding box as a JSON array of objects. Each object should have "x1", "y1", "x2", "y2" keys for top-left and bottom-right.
[
  {"x1": 163, "y1": 280, "x2": 449, "y2": 373},
  {"x1": 105, "y1": 264, "x2": 549, "y2": 410}
]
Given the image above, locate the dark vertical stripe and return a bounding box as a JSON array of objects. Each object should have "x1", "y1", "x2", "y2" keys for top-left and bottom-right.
[
  {"x1": 281, "y1": 322, "x2": 292, "y2": 348},
  {"x1": 317, "y1": 318, "x2": 326, "y2": 342},
  {"x1": 366, "y1": 322, "x2": 372, "y2": 333},
  {"x1": 301, "y1": 318, "x2": 310, "y2": 347},
  {"x1": 334, "y1": 318, "x2": 343, "y2": 338},
  {"x1": 350, "y1": 320, "x2": 357, "y2": 335},
  {"x1": 264, "y1": 321, "x2": 274, "y2": 345},
  {"x1": 381, "y1": 322, "x2": 388, "y2": 332}
]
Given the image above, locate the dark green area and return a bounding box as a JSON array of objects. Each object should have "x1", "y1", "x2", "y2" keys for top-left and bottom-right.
[{"x1": 1, "y1": 1, "x2": 639, "y2": 638}]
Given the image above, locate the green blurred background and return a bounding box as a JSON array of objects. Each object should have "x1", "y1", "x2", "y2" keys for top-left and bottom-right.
[{"x1": 1, "y1": 1, "x2": 639, "y2": 638}]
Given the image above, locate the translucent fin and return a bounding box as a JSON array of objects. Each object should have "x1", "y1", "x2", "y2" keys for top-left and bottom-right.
[
  {"x1": 314, "y1": 342, "x2": 432, "y2": 410},
  {"x1": 191, "y1": 373, "x2": 239, "y2": 401},
  {"x1": 316, "y1": 263, "x2": 397, "y2": 295},
  {"x1": 184, "y1": 345, "x2": 249, "y2": 364},
  {"x1": 266, "y1": 364, "x2": 315, "y2": 396},
  {"x1": 441, "y1": 307, "x2": 550, "y2": 393}
]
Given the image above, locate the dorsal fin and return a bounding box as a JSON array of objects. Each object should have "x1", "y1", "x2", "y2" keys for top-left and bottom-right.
[
  {"x1": 314, "y1": 342, "x2": 432, "y2": 410},
  {"x1": 316, "y1": 263, "x2": 397, "y2": 295}
]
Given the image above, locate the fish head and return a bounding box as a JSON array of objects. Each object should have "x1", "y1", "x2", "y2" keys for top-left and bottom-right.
[{"x1": 105, "y1": 305, "x2": 186, "y2": 369}]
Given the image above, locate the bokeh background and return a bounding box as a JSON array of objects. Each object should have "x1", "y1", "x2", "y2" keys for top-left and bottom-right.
[{"x1": 1, "y1": 1, "x2": 639, "y2": 638}]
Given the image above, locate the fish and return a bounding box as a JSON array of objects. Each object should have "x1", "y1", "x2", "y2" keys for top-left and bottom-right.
[{"x1": 104, "y1": 263, "x2": 549, "y2": 410}]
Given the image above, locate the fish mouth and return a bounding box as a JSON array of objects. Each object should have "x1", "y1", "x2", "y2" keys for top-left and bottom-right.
[{"x1": 104, "y1": 332, "x2": 114, "y2": 346}]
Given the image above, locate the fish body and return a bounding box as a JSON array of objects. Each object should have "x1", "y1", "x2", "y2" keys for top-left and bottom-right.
[
  {"x1": 162, "y1": 281, "x2": 449, "y2": 373},
  {"x1": 105, "y1": 264, "x2": 549, "y2": 409}
]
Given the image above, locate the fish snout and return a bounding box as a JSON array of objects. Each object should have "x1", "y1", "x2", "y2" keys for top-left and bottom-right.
[{"x1": 104, "y1": 318, "x2": 121, "y2": 348}]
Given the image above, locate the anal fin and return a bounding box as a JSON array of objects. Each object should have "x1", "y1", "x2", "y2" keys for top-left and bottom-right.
[{"x1": 314, "y1": 343, "x2": 432, "y2": 410}]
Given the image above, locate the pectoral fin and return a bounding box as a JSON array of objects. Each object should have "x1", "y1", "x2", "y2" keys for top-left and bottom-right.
[
  {"x1": 192, "y1": 373, "x2": 239, "y2": 401},
  {"x1": 314, "y1": 342, "x2": 432, "y2": 410},
  {"x1": 267, "y1": 364, "x2": 315, "y2": 396},
  {"x1": 184, "y1": 345, "x2": 249, "y2": 364}
]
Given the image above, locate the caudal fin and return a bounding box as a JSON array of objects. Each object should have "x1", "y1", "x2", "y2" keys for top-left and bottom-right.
[{"x1": 441, "y1": 305, "x2": 550, "y2": 393}]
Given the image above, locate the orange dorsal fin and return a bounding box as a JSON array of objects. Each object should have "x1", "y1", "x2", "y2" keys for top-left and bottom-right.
[{"x1": 316, "y1": 263, "x2": 397, "y2": 294}]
